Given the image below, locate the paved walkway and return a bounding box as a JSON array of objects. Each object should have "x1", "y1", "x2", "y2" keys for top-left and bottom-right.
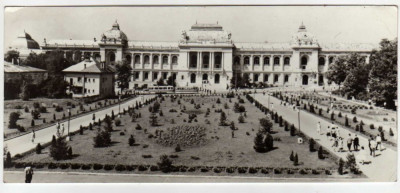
[
  {"x1": 4, "y1": 95, "x2": 155, "y2": 157},
  {"x1": 254, "y1": 94, "x2": 397, "y2": 182}
]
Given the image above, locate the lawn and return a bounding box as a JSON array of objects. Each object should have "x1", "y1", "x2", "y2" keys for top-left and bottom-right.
[
  {"x1": 4, "y1": 97, "x2": 130, "y2": 139},
  {"x1": 18, "y1": 94, "x2": 339, "y2": 176}
]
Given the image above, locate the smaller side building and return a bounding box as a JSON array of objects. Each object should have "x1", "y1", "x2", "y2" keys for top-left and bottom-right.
[
  {"x1": 63, "y1": 58, "x2": 115, "y2": 98},
  {"x1": 4, "y1": 61, "x2": 47, "y2": 99}
]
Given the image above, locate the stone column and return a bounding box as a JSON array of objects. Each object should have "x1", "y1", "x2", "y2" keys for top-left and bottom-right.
[
  {"x1": 280, "y1": 56, "x2": 284, "y2": 71},
  {"x1": 210, "y1": 52, "x2": 214, "y2": 74},
  {"x1": 261, "y1": 55, "x2": 264, "y2": 71},
  {"x1": 250, "y1": 54, "x2": 254, "y2": 71},
  {"x1": 140, "y1": 53, "x2": 144, "y2": 69}
]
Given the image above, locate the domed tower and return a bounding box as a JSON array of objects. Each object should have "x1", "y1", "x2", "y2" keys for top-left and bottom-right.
[
  {"x1": 98, "y1": 20, "x2": 128, "y2": 65},
  {"x1": 290, "y1": 23, "x2": 320, "y2": 86},
  {"x1": 8, "y1": 31, "x2": 41, "y2": 59}
]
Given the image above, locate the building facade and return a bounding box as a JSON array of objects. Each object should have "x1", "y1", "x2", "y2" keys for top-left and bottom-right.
[{"x1": 8, "y1": 21, "x2": 376, "y2": 91}]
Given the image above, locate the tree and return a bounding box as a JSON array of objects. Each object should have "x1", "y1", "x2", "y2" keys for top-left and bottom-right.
[
  {"x1": 318, "y1": 146, "x2": 324, "y2": 159},
  {"x1": 309, "y1": 138, "x2": 315, "y2": 152},
  {"x1": 157, "y1": 154, "x2": 173, "y2": 173},
  {"x1": 103, "y1": 115, "x2": 113, "y2": 132},
  {"x1": 156, "y1": 78, "x2": 166, "y2": 86},
  {"x1": 21, "y1": 52, "x2": 47, "y2": 69},
  {"x1": 290, "y1": 151, "x2": 294, "y2": 161},
  {"x1": 290, "y1": 124, "x2": 296, "y2": 136},
  {"x1": 342, "y1": 63, "x2": 370, "y2": 100},
  {"x1": 346, "y1": 153, "x2": 359, "y2": 174},
  {"x1": 93, "y1": 129, "x2": 111, "y2": 147},
  {"x1": 369, "y1": 39, "x2": 397, "y2": 109},
  {"x1": 19, "y1": 80, "x2": 30, "y2": 101},
  {"x1": 259, "y1": 117, "x2": 273, "y2": 133},
  {"x1": 238, "y1": 115, "x2": 245, "y2": 123},
  {"x1": 166, "y1": 76, "x2": 176, "y2": 87},
  {"x1": 129, "y1": 135, "x2": 135, "y2": 146},
  {"x1": 326, "y1": 55, "x2": 352, "y2": 90},
  {"x1": 338, "y1": 158, "x2": 345, "y2": 175},
  {"x1": 253, "y1": 130, "x2": 266, "y2": 153},
  {"x1": 264, "y1": 133, "x2": 274, "y2": 151},
  {"x1": 149, "y1": 113, "x2": 158, "y2": 126},
  {"x1": 219, "y1": 111, "x2": 227, "y2": 126},
  {"x1": 50, "y1": 137, "x2": 69, "y2": 160},
  {"x1": 4, "y1": 152, "x2": 12, "y2": 168},
  {"x1": 67, "y1": 147, "x2": 73, "y2": 159},
  {"x1": 115, "y1": 61, "x2": 132, "y2": 92},
  {"x1": 231, "y1": 72, "x2": 251, "y2": 88},
  {"x1": 79, "y1": 125, "x2": 84, "y2": 135},
  {"x1": 8, "y1": 112, "x2": 20, "y2": 128},
  {"x1": 4, "y1": 50, "x2": 19, "y2": 63},
  {"x1": 293, "y1": 153, "x2": 299, "y2": 166}
]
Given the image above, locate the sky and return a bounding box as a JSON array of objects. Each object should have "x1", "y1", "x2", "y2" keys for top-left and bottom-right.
[{"x1": 4, "y1": 6, "x2": 398, "y2": 49}]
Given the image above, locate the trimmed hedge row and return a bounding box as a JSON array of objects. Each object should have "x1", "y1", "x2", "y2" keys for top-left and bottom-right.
[{"x1": 10, "y1": 161, "x2": 334, "y2": 176}]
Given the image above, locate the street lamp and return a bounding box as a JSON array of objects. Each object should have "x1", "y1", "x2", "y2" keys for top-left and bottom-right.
[{"x1": 67, "y1": 108, "x2": 71, "y2": 141}]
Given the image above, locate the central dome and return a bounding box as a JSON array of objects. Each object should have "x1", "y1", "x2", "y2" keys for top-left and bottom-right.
[
  {"x1": 101, "y1": 21, "x2": 128, "y2": 45},
  {"x1": 291, "y1": 23, "x2": 318, "y2": 47},
  {"x1": 9, "y1": 31, "x2": 40, "y2": 50}
]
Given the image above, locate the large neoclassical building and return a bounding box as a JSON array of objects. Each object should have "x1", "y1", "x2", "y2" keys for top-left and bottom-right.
[{"x1": 8, "y1": 21, "x2": 376, "y2": 92}]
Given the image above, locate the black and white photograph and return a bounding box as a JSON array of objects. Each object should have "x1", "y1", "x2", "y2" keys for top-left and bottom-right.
[{"x1": 1, "y1": 1, "x2": 399, "y2": 192}]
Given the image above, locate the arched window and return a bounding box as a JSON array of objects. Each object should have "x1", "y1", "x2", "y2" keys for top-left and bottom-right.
[
  {"x1": 144, "y1": 55, "x2": 150, "y2": 64},
  {"x1": 190, "y1": 73, "x2": 196, "y2": 83},
  {"x1": 254, "y1": 57, "x2": 260, "y2": 65},
  {"x1": 264, "y1": 57, "x2": 270, "y2": 65},
  {"x1": 244, "y1": 56, "x2": 250, "y2": 65},
  {"x1": 319, "y1": 57, "x2": 325, "y2": 66},
  {"x1": 274, "y1": 57, "x2": 280, "y2": 65},
  {"x1": 190, "y1": 54, "x2": 197, "y2": 68},
  {"x1": 329, "y1": 56, "x2": 334, "y2": 64},
  {"x1": 301, "y1": 56, "x2": 308, "y2": 65},
  {"x1": 254, "y1": 74, "x2": 259, "y2": 82},
  {"x1": 284, "y1": 57, "x2": 290, "y2": 65},
  {"x1": 264, "y1": 74, "x2": 269, "y2": 82},
  {"x1": 284, "y1": 75, "x2": 289, "y2": 83},
  {"x1": 203, "y1": 54, "x2": 209, "y2": 65},
  {"x1": 109, "y1": 53, "x2": 115, "y2": 62},
  {"x1": 202, "y1": 74, "x2": 208, "y2": 81},
  {"x1": 153, "y1": 55, "x2": 159, "y2": 64},
  {"x1": 215, "y1": 55, "x2": 221, "y2": 65},
  {"x1": 125, "y1": 55, "x2": 132, "y2": 64},
  {"x1": 172, "y1": 56, "x2": 178, "y2": 64},
  {"x1": 214, "y1": 74, "x2": 220, "y2": 84},
  {"x1": 274, "y1": 74, "x2": 279, "y2": 83},
  {"x1": 162, "y1": 56, "x2": 168, "y2": 64},
  {"x1": 134, "y1": 55, "x2": 141, "y2": 64}
]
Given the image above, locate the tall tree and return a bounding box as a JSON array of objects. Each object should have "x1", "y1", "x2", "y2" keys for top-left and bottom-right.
[
  {"x1": 115, "y1": 61, "x2": 132, "y2": 92},
  {"x1": 21, "y1": 52, "x2": 47, "y2": 69},
  {"x1": 342, "y1": 55, "x2": 371, "y2": 99},
  {"x1": 166, "y1": 76, "x2": 176, "y2": 87},
  {"x1": 325, "y1": 55, "x2": 351, "y2": 89},
  {"x1": 368, "y1": 38, "x2": 397, "y2": 109}
]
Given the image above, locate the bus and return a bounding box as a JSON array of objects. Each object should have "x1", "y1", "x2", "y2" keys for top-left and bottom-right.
[{"x1": 144, "y1": 85, "x2": 175, "y2": 94}]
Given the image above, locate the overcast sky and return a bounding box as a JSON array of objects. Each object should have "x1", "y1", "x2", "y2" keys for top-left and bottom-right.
[{"x1": 4, "y1": 6, "x2": 397, "y2": 49}]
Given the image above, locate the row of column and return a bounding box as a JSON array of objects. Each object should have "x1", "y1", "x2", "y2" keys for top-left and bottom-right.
[
  {"x1": 189, "y1": 52, "x2": 224, "y2": 73},
  {"x1": 63, "y1": 51, "x2": 100, "y2": 61},
  {"x1": 131, "y1": 53, "x2": 177, "y2": 70},
  {"x1": 132, "y1": 71, "x2": 177, "y2": 82},
  {"x1": 244, "y1": 72, "x2": 291, "y2": 85},
  {"x1": 238, "y1": 55, "x2": 289, "y2": 72}
]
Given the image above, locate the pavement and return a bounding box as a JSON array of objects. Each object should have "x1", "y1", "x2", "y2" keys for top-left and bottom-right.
[
  {"x1": 254, "y1": 93, "x2": 397, "y2": 182},
  {"x1": 4, "y1": 95, "x2": 155, "y2": 157}
]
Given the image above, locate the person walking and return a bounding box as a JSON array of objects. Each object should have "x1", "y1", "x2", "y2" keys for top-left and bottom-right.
[
  {"x1": 317, "y1": 121, "x2": 321, "y2": 135},
  {"x1": 338, "y1": 137, "x2": 344, "y2": 152},
  {"x1": 376, "y1": 134, "x2": 382, "y2": 151},
  {"x1": 24, "y1": 166, "x2": 34, "y2": 183},
  {"x1": 31, "y1": 130, "x2": 35, "y2": 143},
  {"x1": 370, "y1": 137, "x2": 377, "y2": 157},
  {"x1": 61, "y1": 124, "x2": 65, "y2": 136},
  {"x1": 353, "y1": 134, "x2": 359, "y2": 151},
  {"x1": 347, "y1": 134, "x2": 353, "y2": 152},
  {"x1": 359, "y1": 146, "x2": 370, "y2": 165},
  {"x1": 326, "y1": 126, "x2": 331, "y2": 140},
  {"x1": 231, "y1": 130, "x2": 235, "y2": 138}
]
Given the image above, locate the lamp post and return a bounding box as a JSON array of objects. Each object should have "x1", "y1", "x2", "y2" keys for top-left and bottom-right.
[
  {"x1": 67, "y1": 108, "x2": 71, "y2": 141},
  {"x1": 296, "y1": 105, "x2": 301, "y2": 133},
  {"x1": 253, "y1": 86, "x2": 256, "y2": 105}
]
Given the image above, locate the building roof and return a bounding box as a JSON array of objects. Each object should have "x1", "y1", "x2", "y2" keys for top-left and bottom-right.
[
  {"x1": 4, "y1": 61, "x2": 46, "y2": 73},
  {"x1": 128, "y1": 40, "x2": 179, "y2": 49},
  {"x1": 63, "y1": 58, "x2": 114, "y2": 73},
  {"x1": 180, "y1": 23, "x2": 233, "y2": 45},
  {"x1": 319, "y1": 43, "x2": 378, "y2": 52},
  {"x1": 235, "y1": 42, "x2": 292, "y2": 51},
  {"x1": 42, "y1": 39, "x2": 99, "y2": 48},
  {"x1": 9, "y1": 31, "x2": 40, "y2": 50}
]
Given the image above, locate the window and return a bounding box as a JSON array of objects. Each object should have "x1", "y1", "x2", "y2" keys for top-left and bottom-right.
[
  {"x1": 234, "y1": 56, "x2": 240, "y2": 65},
  {"x1": 88, "y1": 78, "x2": 91, "y2": 83},
  {"x1": 153, "y1": 72, "x2": 158, "y2": 80},
  {"x1": 153, "y1": 55, "x2": 159, "y2": 64},
  {"x1": 109, "y1": 53, "x2": 115, "y2": 62},
  {"x1": 125, "y1": 55, "x2": 132, "y2": 64},
  {"x1": 78, "y1": 77, "x2": 82, "y2": 82},
  {"x1": 264, "y1": 57, "x2": 270, "y2": 65},
  {"x1": 254, "y1": 74, "x2": 259, "y2": 82},
  {"x1": 92, "y1": 89, "x2": 94, "y2": 93},
  {"x1": 284, "y1": 75, "x2": 289, "y2": 83},
  {"x1": 215, "y1": 54, "x2": 221, "y2": 65},
  {"x1": 329, "y1": 57, "x2": 334, "y2": 64},
  {"x1": 144, "y1": 72, "x2": 149, "y2": 80},
  {"x1": 144, "y1": 55, "x2": 150, "y2": 64},
  {"x1": 163, "y1": 56, "x2": 168, "y2": 64},
  {"x1": 254, "y1": 57, "x2": 260, "y2": 65},
  {"x1": 134, "y1": 55, "x2": 141, "y2": 64},
  {"x1": 274, "y1": 74, "x2": 279, "y2": 83},
  {"x1": 215, "y1": 74, "x2": 220, "y2": 84},
  {"x1": 203, "y1": 54, "x2": 209, "y2": 65},
  {"x1": 274, "y1": 57, "x2": 280, "y2": 65},
  {"x1": 172, "y1": 56, "x2": 178, "y2": 64},
  {"x1": 163, "y1": 72, "x2": 168, "y2": 79},
  {"x1": 244, "y1": 57, "x2": 250, "y2": 65},
  {"x1": 301, "y1": 56, "x2": 308, "y2": 65},
  {"x1": 284, "y1": 57, "x2": 290, "y2": 65},
  {"x1": 69, "y1": 78, "x2": 73, "y2": 85},
  {"x1": 190, "y1": 73, "x2": 196, "y2": 83},
  {"x1": 173, "y1": 73, "x2": 177, "y2": 80},
  {"x1": 181, "y1": 75, "x2": 184, "y2": 80},
  {"x1": 93, "y1": 79, "x2": 95, "y2": 82},
  {"x1": 319, "y1": 57, "x2": 325, "y2": 66},
  {"x1": 190, "y1": 54, "x2": 197, "y2": 68},
  {"x1": 264, "y1": 74, "x2": 269, "y2": 82}
]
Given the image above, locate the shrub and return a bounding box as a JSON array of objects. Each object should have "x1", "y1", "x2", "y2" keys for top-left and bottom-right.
[
  {"x1": 169, "y1": 154, "x2": 179, "y2": 158},
  {"x1": 67, "y1": 147, "x2": 73, "y2": 159},
  {"x1": 35, "y1": 143, "x2": 42, "y2": 154},
  {"x1": 238, "y1": 167, "x2": 247, "y2": 173},
  {"x1": 175, "y1": 144, "x2": 181, "y2": 152},
  {"x1": 318, "y1": 109, "x2": 322, "y2": 115},
  {"x1": 138, "y1": 165, "x2": 148, "y2": 171},
  {"x1": 325, "y1": 169, "x2": 332, "y2": 175},
  {"x1": 24, "y1": 106, "x2": 29, "y2": 112},
  {"x1": 330, "y1": 112, "x2": 335, "y2": 120},
  {"x1": 93, "y1": 163, "x2": 103, "y2": 170},
  {"x1": 39, "y1": 106, "x2": 47, "y2": 113},
  {"x1": 390, "y1": 128, "x2": 394, "y2": 136},
  {"x1": 59, "y1": 163, "x2": 70, "y2": 169},
  {"x1": 115, "y1": 164, "x2": 126, "y2": 171},
  {"x1": 273, "y1": 168, "x2": 281, "y2": 174},
  {"x1": 129, "y1": 135, "x2": 135, "y2": 146},
  {"x1": 50, "y1": 138, "x2": 69, "y2": 160},
  {"x1": 150, "y1": 165, "x2": 159, "y2": 171},
  {"x1": 299, "y1": 169, "x2": 308, "y2": 175},
  {"x1": 190, "y1": 156, "x2": 200, "y2": 160},
  {"x1": 351, "y1": 108, "x2": 357, "y2": 114},
  {"x1": 33, "y1": 102, "x2": 40, "y2": 109},
  {"x1": 318, "y1": 146, "x2": 324, "y2": 159},
  {"x1": 93, "y1": 129, "x2": 111, "y2": 147},
  {"x1": 290, "y1": 151, "x2": 294, "y2": 161},
  {"x1": 370, "y1": 124, "x2": 375, "y2": 130},
  {"x1": 115, "y1": 119, "x2": 121, "y2": 126},
  {"x1": 104, "y1": 164, "x2": 115, "y2": 170},
  {"x1": 345, "y1": 116, "x2": 349, "y2": 126},
  {"x1": 290, "y1": 124, "x2": 296, "y2": 136},
  {"x1": 353, "y1": 116, "x2": 357, "y2": 123},
  {"x1": 309, "y1": 138, "x2": 315, "y2": 152},
  {"x1": 293, "y1": 153, "x2": 299, "y2": 166},
  {"x1": 71, "y1": 163, "x2": 82, "y2": 169},
  {"x1": 55, "y1": 106, "x2": 63, "y2": 112},
  {"x1": 48, "y1": 163, "x2": 58, "y2": 169},
  {"x1": 346, "y1": 153, "x2": 359, "y2": 174},
  {"x1": 226, "y1": 167, "x2": 235, "y2": 173},
  {"x1": 338, "y1": 112, "x2": 342, "y2": 118},
  {"x1": 259, "y1": 117, "x2": 273, "y2": 133},
  {"x1": 254, "y1": 130, "x2": 266, "y2": 153},
  {"x1": 261, "y1": 168, "x2": 269, "y2": 174},
  {"x1": 238, "y1": 115, "x2": 245, "y2": 123},
  {"x1": 214, "y1": 167, "x2": 222, "y2": 173},
  {"x1": 4, "y1": 152, "x2": 12, "y2": 168},
  {"x1": 135, "y1": 124, "x2": 142, "y2": 130},
  {"x1": 120, "y1": 132, "x2": 125, "y2": 136},
  {"x1": 264, "y1": 133, "x2": 274, "y2": 151},
  {"x1": 142, "y1": 155, "x2": 152, "y2": 158},
  {"x1": 81, "y1": 164, "x2": 91, "y2": 170}
]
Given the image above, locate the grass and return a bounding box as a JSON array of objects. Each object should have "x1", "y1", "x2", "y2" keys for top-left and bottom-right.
[{"x1": 18, "y1": 94, "x2": 339, "y2": 176}]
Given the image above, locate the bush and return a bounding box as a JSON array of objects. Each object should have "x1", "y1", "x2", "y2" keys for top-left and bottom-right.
[
  {"x1": 293, "y1": 153, "x2": 299, "y2": 166},
  {"x1": 50, "y1": 138, "x2": 69, "y2": 160},
  {"x1": 115, "y1": 119, "x2": 121, "y2": 126},
  {"x1": 59, "y1": 163, "x2": 70, "y2": 169},
  {"x1": 93, "y1": 163, "x2": 103, "y2": 170},
  {"x1": 142, "y1": 155, "x2": 152, "y2": 158},
  {"x1": 135, "y1": 124, "x2": 142, "y2": 130},
  {"x1": 309, "y1": 138, "x2": 315, "y2": 152},
  {"x1": 120, "y1": 132, "x2": 125, "y2": 136},
  {"x1": 81, "y1": 164, "x2": 91, "y2": 170},
  {"x1": 318, "y1": 146, "x2": 324, "y2": 159},
  {"x1": 238, "y1": 167, "x2": 247, "y2": 173},
  {"x1": 35, "y1": 143, "x2": 42, "y2": 154},
  {"x1": 353, "y1": 116, "x2": 358, "y2": 123},
  {"x1": 129, "y1": 135, "x2": 135, "y2": 146},
  {"x1": 259, "y1": 117, "x2": 273, "y2": 133},
  {"x1": 93, "y1": 129, "x2": 111, "y2": 147},
  {"x1": 290, "y1": 124, "x2": 296, "y2": 136},
  {"x1": 191, "y1": 156, "x2": 200, "y2": 160},
  {"x1": 71, "y1": 163, "x2": 82, "y2": 169},
  {"x1": 55, "y1": 106, "x2": 63, "y2": 112},
  {"x1": 39, "y1": 106, "x2": 47, "y2": 113},
  {"x1": 175, "y1": 144, "x2": 181, "y2": 152},
  {"x1": 48, "y1": 163, "x2": 58, "y2": 169},
  {"x1": 330, "y1": 112, "x2": 335, "y2": 120},
  {"x1": 299, "y1": 169, "x2": 308, "y2": 175},
  {"x1": 115, "y1": 164, "x2": 126, "y2": 171},
  {"x1": 370, "y1": 124, "x2": 375, "y2": 130},
  {"x1": 4, "y1": 152, "x2": 12, "y2": 168},
  {"x1": 238, "y1": 115, "x2": 245, "y2": 123},
  {"x1": 390, "y1": 128, "x2": 394, "y2": 136},
  {"x1": 138, "y1": 165, "x2": 148, "y2": 171},
  {"x1": 346, "y1": 153, "x2": 359, "y2": 174},
  {"x1": 345, "y1": 116, "x2": 349, "y2": 126},
  {"x1": 338, "y1": 158, "x2": 344, "y2": 175},
  {"x1": 104, "y1": 164, "x2": 115, "y2": 170}
]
